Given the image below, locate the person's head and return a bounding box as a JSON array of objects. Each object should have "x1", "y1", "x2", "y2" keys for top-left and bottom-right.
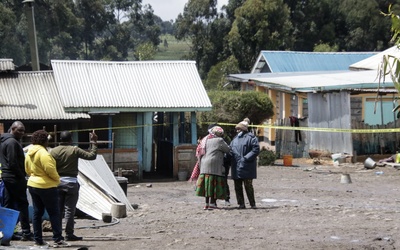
[
  {"x1": 235, "y1": 118, "x2": 250, "y2": 133},
  {"x1": 31, "y1": 130, "x2": 49, "y2": 147},
  {"x1": 60, "y1": 131, "x2": 72, "y2": 143},
  {"x1": 211, "y1": 126, "x2": 224, "y2": 137},
  {"x1": 207, "y1": 123, "x2": 218, "y2": 134},
  {"x1": 10, "y1": 121, "x2": 25, "y2": 140}
]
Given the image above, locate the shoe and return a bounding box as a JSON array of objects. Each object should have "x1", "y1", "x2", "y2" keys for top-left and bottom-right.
[
  {"x1": 238, "y1": 204, "x2": 246, "y2": 209},
  {"x1": 21, "y1": 232, "x2": 34, "y2": 241},
  {"x1": 225, "y1": 200, "x2": 231, "y2": 206},
  {"x1": 1, "y1": 241, "x2": 11, "y2": 246},
  {"x1": 12, "y1": 233, "x2": 22, "y2": 240},
  {"x1": 203, "y1": 205, "x2": 209, "y2": 210},
  {"x1": 66, "y1": 234, "x2": 83, "y2": 241},
  {"x1": 34, "y1": 241, "x2": 49, "y2": 247},
  {"x1": 53, "y1": 240, "x2": 70, "y2": 248},
  {"x1": 209, "y1": 203, "x2": 219, "y2": 209},
  {"x1": 251, "y1": 205, "x2": 257, "y2": 209}
]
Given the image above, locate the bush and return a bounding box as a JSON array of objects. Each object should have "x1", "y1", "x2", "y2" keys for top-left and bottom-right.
[{"x1": 258, "y1": 147, "x2": 276, "y2": 166}]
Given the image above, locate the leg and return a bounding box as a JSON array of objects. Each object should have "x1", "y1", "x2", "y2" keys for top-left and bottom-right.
[
  {"x1": 243, "y1": 179, "x2": 256, "y2": 208},
  {"x1": 29, "y1": 187, "x2": 45, "y2": 244},
  {"x1": 3, "y1": 178, "x2": 31, "y2": 236},
  {"x1": 41, "y1": 187, "x2": 63, "y2": 242},
  {"x1": 234, "y1": 179, "x2": 245, "y2": 208},
  {"x1": 61, "y1": 182, "x2": 79, "y2": 237},
  {"x1": 224, "y1": 171, "x2": 230, "y2": 203}
]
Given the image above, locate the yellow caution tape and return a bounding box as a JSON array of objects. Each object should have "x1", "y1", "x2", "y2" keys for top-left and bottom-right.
[{"x1": 58, "y1": 122, "x2": 400, "y2": 134}]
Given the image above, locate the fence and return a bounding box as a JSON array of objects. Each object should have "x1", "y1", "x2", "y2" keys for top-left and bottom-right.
[{"x1": 275, "y1": 118, "x2": 400, "y2": 158}]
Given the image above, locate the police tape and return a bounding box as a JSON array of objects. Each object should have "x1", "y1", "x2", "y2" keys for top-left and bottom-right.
[{"x1": 66, "y1": 122, "x2": 400, "y2": 134}]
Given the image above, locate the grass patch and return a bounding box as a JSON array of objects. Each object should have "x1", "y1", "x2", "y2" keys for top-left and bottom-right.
[{"x1": 155, "y1": 34, "x2": 191, "y2": 60}]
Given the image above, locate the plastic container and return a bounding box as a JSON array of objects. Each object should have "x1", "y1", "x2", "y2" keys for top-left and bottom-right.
[
  {"x1": 178, "y1": 171, "x2": 188, "y2": 181},
  {"x1": 364, "y1": 157, "x2": 376, "y2": 169},
  {"x1": 0, "y1": 207, "x2": 20, "y2": 246},
  {"x1": 283, "y1": 155, "x2": 293, "y2": 166}
]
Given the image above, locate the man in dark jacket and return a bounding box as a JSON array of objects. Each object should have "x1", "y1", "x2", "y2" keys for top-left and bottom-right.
[
  {"x1": 229, "y1": 118, "x2": 260, "y2": 209},
  {"x1": 0, "y1": 121, "x2": 33, "y2": 244},
  {"x1": 50, "y1": 130, "x2": 97, "y2": 241}
]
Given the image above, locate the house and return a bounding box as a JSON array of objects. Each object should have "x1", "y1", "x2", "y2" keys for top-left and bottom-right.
[
  {"x1": 228, "y1": 50, "x2": 399, "y2": 156},
  {"x1": 0, "y1": 59, "x2": 211, "y2": 180}
]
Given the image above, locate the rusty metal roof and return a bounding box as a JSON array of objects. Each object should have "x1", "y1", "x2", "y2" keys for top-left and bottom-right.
[
  {"x1": 0, "y1": 71, "x2": 90, "y2": 120},
  {"x1": 51, "y1": 60, "x2": 212, "y2": 112}
]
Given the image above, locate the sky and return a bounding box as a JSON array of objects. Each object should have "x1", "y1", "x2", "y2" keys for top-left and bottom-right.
[{"x1": 142, "y1": 0, "x2": 229, "y2": 21}]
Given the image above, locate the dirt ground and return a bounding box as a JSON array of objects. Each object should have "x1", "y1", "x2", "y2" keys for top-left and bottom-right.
[{"x1": 7, "y1": 155, "x2": 400, "y2": 250}]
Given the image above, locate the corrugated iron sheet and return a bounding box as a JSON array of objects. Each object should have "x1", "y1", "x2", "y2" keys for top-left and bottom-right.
[
  {"x1": 254, "y1": 51, "x2": 376, "y2": 73},
  {"x1": 307, "y1": 92, "x2": 353, "y2": 154},
  {"x1": 51, "y1": 60, "x2": 212, "y2": 112},
  {"x1": 78, "y1": 155, "x2": 134, "y2": 220},
  {"x1": 350, "y1": 46, "x2": 400, "y2": 70},
  {"x1": 0, "y1": 59, "x2": 15, "y2": 71},
  {"x1": 0, "y1": 71, "x2": 90, "y2": 120}
]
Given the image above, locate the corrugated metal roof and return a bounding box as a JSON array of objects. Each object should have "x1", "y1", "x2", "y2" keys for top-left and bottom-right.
[
  {"x1": 349, "y1": 46, "x2": 400, "y2": 70},
  {"x1": 0, "y1": 59, "x2": 15, "y2": 71},
  {"x1": 0, "y1": 71, "x2": 90, "y2": 120},
  {"x1": 252, "y1": 51, "x2": 377, "y2": 73},
  {"x1": 51, "y1": 60, "x2": 212, "y2": 112},
  {"x1": 230, "y1": 70, "x2": 395, "y2": 93}
]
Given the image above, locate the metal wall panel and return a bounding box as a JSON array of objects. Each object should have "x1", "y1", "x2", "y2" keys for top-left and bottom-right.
[{"x1": 308, "y1": 92, "x2": 352, "y2": 154}]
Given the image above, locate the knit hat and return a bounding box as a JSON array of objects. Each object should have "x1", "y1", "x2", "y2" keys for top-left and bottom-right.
[
  {"x1": 211, "y1": 126, "x2": 224, "y2": 137},
  {"x1": 235, "y1": 118, "x2": 250, "y2": 131}
]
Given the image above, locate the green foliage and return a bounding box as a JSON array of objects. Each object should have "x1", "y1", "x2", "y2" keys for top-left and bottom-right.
[
  {"x1": 313, "y1": 43, "x2": 339, "y2": 52},
  {"x1": 198, "y1": 90, "x2": 274, "y2": 132},
  {"x1": 227, "y1": 0, "x2": 294, "y2": 71},
  {"x1": 155, "y1": 34, "x2": 190, "y2": 60},
  {"x1": 258, "y1": 147, "x2": 277, "y2": 166},
  {"x1": 135, "y1": 42, "x2": 157, "y2": 60},
  {"x1": 205, "y1": 56, "x2": 240, "y2": 90}
]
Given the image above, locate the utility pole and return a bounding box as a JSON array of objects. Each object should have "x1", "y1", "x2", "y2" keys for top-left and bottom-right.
[{"x1": 23, "y1": 0, "x2": 40, "y2": 71}]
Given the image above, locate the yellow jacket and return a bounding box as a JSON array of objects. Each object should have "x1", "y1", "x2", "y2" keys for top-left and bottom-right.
[{"x1": 25, "y1": 145, "x2": 60, "y2": 189}]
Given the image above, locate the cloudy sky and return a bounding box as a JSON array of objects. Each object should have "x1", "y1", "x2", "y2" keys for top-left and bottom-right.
[{"x1": 142, "y1": 0, "x2": 229, "y2": 21}]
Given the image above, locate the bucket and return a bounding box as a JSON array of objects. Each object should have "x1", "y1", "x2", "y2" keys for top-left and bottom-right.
[
  {"x1": 340, "y1": 174, "x2": 352, "y2": 184},
  {"x1": 115, "y1": 176, "x2": 128, "y2": 196},
  {"x1": 178, "y1": 171, "x2": 188, "y2": 181},
  {"x1": 283, "y1": 155, "x2": 293, "y2": 166},
  {"x1": 364, "y1": 157, "x2": 376, "y2": 169},
  {"x1": 0, "y1": 207, "x2": 20, "y2": 245}
]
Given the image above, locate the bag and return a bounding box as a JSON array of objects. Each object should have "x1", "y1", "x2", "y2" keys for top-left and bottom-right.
[{"x1": 188, "y1": 161, "x2": 200, "y2": 182}]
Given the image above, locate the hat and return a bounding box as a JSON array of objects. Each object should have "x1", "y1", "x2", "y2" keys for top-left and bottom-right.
[
  {"x1": 207, "y1": 123, "x2": 218, "y2": 130},
  {"x1": 211, "y1": 126, "x2": 224, "y2": 137},
  {"x1": 235, "y1": 118, "x2": 250, "y2": 131}
]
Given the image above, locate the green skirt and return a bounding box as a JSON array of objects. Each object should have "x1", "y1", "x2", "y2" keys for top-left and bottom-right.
[{"x1": 195, "y1": 174, "x2": 226, "y2": 200}]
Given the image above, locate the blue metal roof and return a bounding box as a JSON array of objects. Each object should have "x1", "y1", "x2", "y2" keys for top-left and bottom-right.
[{"x1": 253, "y1": 51, "x2": 377, "y2": 73}]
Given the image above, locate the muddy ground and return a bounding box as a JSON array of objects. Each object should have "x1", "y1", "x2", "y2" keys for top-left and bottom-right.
[{"x1": 7, "y1": 155, "x2": 400, "y2": 250}]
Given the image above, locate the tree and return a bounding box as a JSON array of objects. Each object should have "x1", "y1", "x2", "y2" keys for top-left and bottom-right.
[
  {"x1": 226, "y1": 0, "x2": 293, "y2": 71},
  {"x1": 0, "y1": 3, "x2": 24, "y2": 65},
  {"x1": 175, "y1": 0, "x2": 231, "y2": 78},
  {"x1": 204, "y1": 55, "x2": 239, "y2": 90},
  {"x1": 198, "y1": 90, "x2": 274, "y2": 136}
]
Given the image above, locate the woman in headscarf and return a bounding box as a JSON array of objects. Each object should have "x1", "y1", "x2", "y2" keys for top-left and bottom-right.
[{"x1": 195, "y1": 126, "x2": 230, "y2": 210}]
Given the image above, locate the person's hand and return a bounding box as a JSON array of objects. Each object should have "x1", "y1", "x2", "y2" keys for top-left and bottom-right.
[{"x1": 90, "y1": 130, "x2": 98, "y2": 143}]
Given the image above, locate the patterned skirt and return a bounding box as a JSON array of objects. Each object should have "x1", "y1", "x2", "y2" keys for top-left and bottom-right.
[{"x1": 195, "y1": 174, "x2": 226, "y2": 200}]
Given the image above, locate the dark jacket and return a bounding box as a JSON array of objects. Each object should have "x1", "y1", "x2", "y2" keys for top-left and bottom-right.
[
  {"x1": 229, "y1": 131, "x2": 260, "y2": 179},
  {"x1": 0, "y1": 133, "x2": 26, "y2": 180},
  {"x1": 50, "y1": 144, "x2": 97, "y2": 177}
]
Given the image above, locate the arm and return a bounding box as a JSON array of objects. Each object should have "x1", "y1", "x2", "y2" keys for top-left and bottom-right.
[
  {"x1": 243, "y1": 136, "x2": 260, "y2": 162},
  {"x1": 76, "y1": 130, "x2": 98, "y2": 160}
]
